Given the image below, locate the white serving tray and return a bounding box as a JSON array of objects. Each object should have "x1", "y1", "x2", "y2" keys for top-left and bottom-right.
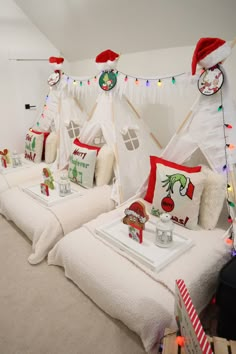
[
  {"x1": 95, "y1": 215, "x2": 194, "y2": 273},
  {"x1": 0, "y1": 161, "x2": 31, "y2": 174},
  {"x1": 23, "y1": 182, "x2": 82, "y2": 207}
]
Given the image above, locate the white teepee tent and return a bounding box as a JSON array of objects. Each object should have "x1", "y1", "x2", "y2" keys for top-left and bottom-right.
[
  {"x1": 159, "y1": 38, "x2": 236, "y2": 247},
  {"x1": 79, "y1": 91, "x2": 162, "y2": 204},
  {"x1": 32, "y1": 75, "x2": 88, "y2": 170}
]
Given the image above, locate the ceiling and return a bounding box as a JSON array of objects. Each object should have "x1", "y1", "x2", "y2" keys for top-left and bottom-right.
[{"x1": 14, "y1": 0, "x2": 236, "y2": 62}]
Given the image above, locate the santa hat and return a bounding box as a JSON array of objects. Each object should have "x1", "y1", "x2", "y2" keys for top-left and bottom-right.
[
  {"x1": 95, "y1": 49, "x2": 119, "y2": 71},
  {"x1": 124, "y1": 201, "x2": 149, "y2": 224},
  {"x1": 49, "y1": 56, "x2": 64, "y2": 71},
  {"x1": 191, "y1": 37, "x2": 231, "y2": 75}
]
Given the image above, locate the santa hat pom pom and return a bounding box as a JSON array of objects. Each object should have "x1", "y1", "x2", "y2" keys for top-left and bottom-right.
[
  {"x1": 191, "y1": 37, "x2": 231, "y2": 75},
  {"x1": 95, "y1": 49, "x2": 119, "y2": 71},
  {"x1": 49, "y1": 56, "x2": 64, "y2": 70}
]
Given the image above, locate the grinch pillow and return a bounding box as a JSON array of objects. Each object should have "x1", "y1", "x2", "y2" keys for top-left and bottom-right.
[
  {"x1": 150, "y1": 156, "x2": 206, "y2": 230},
  {"x1": 24, "y1": 130, "x2": 44, "y2": 163},
  {"x1": 30, "y1": 129, "x2": 50, "y2": 160},
  {"x1": 68, "y1": 138, "x2": 100, "y2": 189}
]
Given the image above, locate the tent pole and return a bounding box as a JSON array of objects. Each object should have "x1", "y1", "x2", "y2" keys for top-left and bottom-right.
[
  {"x1": 150, "y1": 133, "x2": 162, "y2": 149},
  {"x1": 75, "y1": 97, "x2": 84, "y2": 112},
  {"x1": 87, "y1": 102, "x2": 97, "y2": 121},
  {"x1": 124, "y1": 96, "x2": 141, "y2": 119},
  {"x1": 111, "y1": 100, "x2": 123, "y2": 203},
  {"x1": 176, "y1": 96, "x2": 200, "y2": 134}
]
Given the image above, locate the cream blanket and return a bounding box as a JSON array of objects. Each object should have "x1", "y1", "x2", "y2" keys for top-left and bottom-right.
[
  {"x1": 0, "y1": 158, "x2": 46, "y2": 194},
  {"x1": 48, "y1": 199, "x2": 230, "y2": 352},
  {"x1": 0, "y1": 183, "x2": 114, "y2": 265}
]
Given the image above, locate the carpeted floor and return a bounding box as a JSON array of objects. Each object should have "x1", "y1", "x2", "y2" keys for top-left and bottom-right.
[{"x1": 0, "y1": 215, "x2": 146, "y2": 354}]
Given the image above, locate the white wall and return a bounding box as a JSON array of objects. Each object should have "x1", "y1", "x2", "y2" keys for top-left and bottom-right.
[
  {"x1": 0, "y1": 0, "x2": 66, "y2": 153},
  {"x1": 70, "y1": 43, "x2": 236, "y2": 148}
]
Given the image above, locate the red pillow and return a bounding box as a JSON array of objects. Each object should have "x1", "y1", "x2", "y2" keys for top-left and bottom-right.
[
  {"x1": 30, "y1": 129, "x2": 50, "y2": 160},
  {"x1": 73, "y1": 138, "x2": 101, "y2": 156},
  {"x1": 144, "y1": 156, "x2": 202, "y2": 203}
]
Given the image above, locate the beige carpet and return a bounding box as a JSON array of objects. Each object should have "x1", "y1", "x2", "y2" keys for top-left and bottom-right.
[{"x1": 0, "y1": 215, "x2": 146, "y2": 354}]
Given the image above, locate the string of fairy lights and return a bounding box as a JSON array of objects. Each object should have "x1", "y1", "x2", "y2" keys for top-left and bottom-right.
[
  {"x1": 60, "y1": 69, "x2": 185, "y2": 87},
  {"x1": 219, "y1": 90, "x2": 236, "y2": 255}
]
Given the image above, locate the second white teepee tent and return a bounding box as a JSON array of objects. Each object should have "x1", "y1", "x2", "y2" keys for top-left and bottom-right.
[{"x1": 79, "y1": 83, "x2": 162, "y2": 204}]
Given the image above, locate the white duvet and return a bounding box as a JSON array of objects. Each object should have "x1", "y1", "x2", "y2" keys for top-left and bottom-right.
[
  {"x1": 0, "y1": 182, "x2": 114, "y2": 265},
  {"x1": 0, "y1": 159, "x2": 47, "y2": 194},
  {"x1": 48, "y1": 199, "x2": 230, "y2": 352}
]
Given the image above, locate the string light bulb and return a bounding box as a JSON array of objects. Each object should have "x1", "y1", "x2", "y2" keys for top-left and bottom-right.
[
  {"x1": 157, "y1": 79, "x2": 162, "y2": 87},
  {"x1": 172, "y1": 77, "x2": 176, "y2": 84},
  {"x1": 124, "y1": 75, "x2": 128, "y2": 82},
  {"x1": 135, "y1": 78, "x2": 139, "y2": 85},
  {"x1": 146, "y1": 80, "x2": 150, "y2": 87}
]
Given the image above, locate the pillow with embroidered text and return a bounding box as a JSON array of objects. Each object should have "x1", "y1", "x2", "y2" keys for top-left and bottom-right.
[
  {"x1": 144, "y1": 156, "x2": 202, "y2": 203},
  {"x1": 24, "y1": 130, "x2": 44, "y2": 163},
  {"x1": 150, "y1": 157, "x2": 206, "y2": 229},
  {"x1": 68, "y1": 138, "x2": 100, "y2": 188},
  {"x1": 30, "y1": 129, "x2": 50, "y2": 160}
]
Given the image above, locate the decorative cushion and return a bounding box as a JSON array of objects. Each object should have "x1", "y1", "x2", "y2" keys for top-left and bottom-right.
[
  {"x1": 45, "y1": 132, "x2": 57, "y2": 164},
  {"x1": 144, "y1": 156, "x2": 202, "y2": 203},
  {"x1": 24, "y1": 130, "x2": 44, "y2": 163},
  {"x1": 68, "y1": 138, "x2": 100, "y2": 188},
  {"x1": 95, "y1": 145, "x2": 114, "y2": 186},
  {"x1": 199, "y1": 165, "x2": 226, "y2": 229},
  {"x1": 149, "y1": 156, "x2": 206, "y2": 229},
  {"x1": 30, "y1": 129, "x2": 50, "y2": 160}
]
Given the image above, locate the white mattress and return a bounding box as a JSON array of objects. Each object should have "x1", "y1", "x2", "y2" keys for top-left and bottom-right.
[
  {"x1": 0, "y1": 180, "x2": 115, "y2": 265},
  {"x1": 48, "y1": 199, "x2": 231, "y2": 352},
  {"x1": 0, "y1": 157, "x2": 46, "y2": 194}
]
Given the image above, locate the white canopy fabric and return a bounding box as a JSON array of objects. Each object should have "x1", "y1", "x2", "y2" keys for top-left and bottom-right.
[
  {"x1": 79, "y1": 91, "x2": 162, "y2": 204},
  {"x1": 33, "y1": 82, "x2": 88, "y2": 171},
  {"x1": 162, "y1": 66, "x2": 236, "y2": 174}
]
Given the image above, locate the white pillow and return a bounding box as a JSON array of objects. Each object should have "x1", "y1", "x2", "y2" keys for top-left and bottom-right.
[
  {"x1": 24, "y1": 130, "x2": 44, "y2": 163},
  {"x1": 198, "y1": 165, "x2": 226, "y2": 230},
  {"x1": 95, "y1": 145, "x2": 114, "y2": 186},
  {"x1": 45, "y1": 132, "x2": 57, "y2": 164}
]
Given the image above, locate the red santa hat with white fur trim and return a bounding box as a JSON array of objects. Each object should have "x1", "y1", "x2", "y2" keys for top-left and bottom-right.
[
  {"x1": 49, "y1": 56, "x2": 64, "y2": 71},
  {"x1": 191, "y1": 37, "x2": 231, "y2": 75},
  {"x1": 95, "y1": 49, "x2": 120, "y2": 71}
]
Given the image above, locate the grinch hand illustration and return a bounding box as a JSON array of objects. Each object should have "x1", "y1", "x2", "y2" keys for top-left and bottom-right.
[{"x1": 161, "y1": 173, "x2": 194, "y2": 212}]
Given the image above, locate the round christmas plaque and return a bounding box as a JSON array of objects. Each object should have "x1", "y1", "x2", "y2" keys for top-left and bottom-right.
[
  {"x1": 198, "y1": 65, "x2": 224, "y2": 96},
  {"x1": 99, "y1": 71, "x2": 117, "y2": 91},
  {"x1": 47, "y1": 71, "x2": 61, "y2": 86}
]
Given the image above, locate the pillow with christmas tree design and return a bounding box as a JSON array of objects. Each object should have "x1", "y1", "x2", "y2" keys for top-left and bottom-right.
[
  {"x1": 68, "y1": 138, "x2": 100, "y2": 189},
  {"x1": 24, "y1": 130, "x2": 44, "y2": 163},
  {"x1": 150, "y1": 156, "x2": 206, "y2": 230}
]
